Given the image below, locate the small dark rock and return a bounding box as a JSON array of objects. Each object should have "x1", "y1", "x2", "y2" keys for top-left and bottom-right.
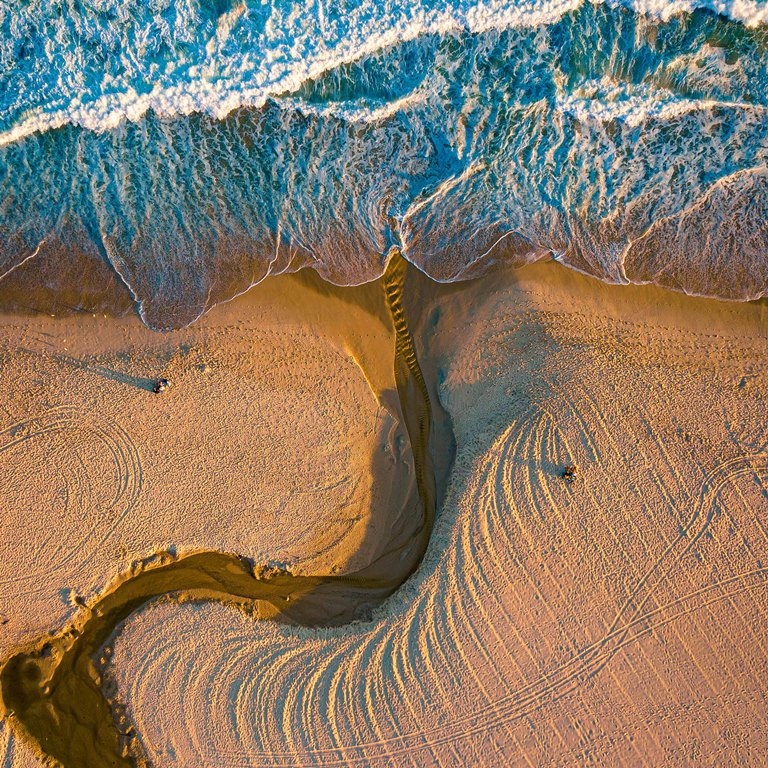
[{"x1": 562, "y1": 464, "x2": 578, "y2": 482}]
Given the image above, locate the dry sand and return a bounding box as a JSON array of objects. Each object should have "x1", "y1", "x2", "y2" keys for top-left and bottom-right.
[
  {"x1": 0, "y1": 270, "x2": 416, "y2": 647},
  {"x1": 1, "y1": 260, "x2": 766, "y2": 766}
]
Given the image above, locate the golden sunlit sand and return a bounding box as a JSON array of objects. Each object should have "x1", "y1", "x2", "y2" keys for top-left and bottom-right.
[{"x1": 0, "y1": 260, "x2": 766, "y2": 766}]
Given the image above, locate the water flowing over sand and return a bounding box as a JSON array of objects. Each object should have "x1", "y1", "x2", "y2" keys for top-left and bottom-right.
[
  {"x1": 1, "y1": 2, "x2": 767, "y2": 327},
  {"x1": 0, "y1": 254, "x2": 454, "y2": 767}
]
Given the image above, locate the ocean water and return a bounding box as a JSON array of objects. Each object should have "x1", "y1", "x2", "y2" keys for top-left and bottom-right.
[{"x1": 0, "y1": 0, "x2": 766, "y2": 328}]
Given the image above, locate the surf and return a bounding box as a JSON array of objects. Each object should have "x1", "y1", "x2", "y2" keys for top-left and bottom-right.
[{"x1": 0, "y1": 2, "x2": 765, "y2": 330}]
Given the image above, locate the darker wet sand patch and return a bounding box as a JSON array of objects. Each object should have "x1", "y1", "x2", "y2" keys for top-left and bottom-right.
[{"x1": 0, "y1": 252, "x2": 454, "y2": 768}]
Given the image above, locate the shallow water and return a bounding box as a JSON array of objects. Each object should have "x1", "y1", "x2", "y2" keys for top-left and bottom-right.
[{"x1": 1, "y1": 2, "x2": 766, "y2": 328}]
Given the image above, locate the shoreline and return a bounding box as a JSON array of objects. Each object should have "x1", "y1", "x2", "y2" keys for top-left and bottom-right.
[
  {"x1": 0, "y1": 258, "x2": 766, "y2": 766},
  {"x1": 1, "y1": 244, "x2": 766, "y2": 335}
]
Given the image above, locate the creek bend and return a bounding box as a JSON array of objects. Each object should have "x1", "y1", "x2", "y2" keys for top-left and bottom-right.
[{"x1": 0, "y1": 252, "x2": 453, "y2": 768}]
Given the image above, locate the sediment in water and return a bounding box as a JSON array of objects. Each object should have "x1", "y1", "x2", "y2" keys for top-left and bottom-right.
[{"x1": 0, "y1": 251, "x2": 453, "y2": 768}]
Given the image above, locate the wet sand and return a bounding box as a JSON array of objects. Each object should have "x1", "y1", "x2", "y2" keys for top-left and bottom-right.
[
  {"x1": 0, "y1": 254, "x2": 450, "y2": 767},
  {"x1": 1, "y1": 258, "x2": 767, "y2": 766}
]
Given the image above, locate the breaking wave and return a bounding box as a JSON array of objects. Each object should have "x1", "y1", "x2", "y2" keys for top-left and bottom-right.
[{"x1": 0, "y1": 0, "x2": 766, "y2": 328}]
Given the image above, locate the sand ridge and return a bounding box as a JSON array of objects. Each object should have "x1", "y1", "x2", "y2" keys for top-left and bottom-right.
[{"x1": 0, "y1": 260, "x2": 766, "y2": 766}]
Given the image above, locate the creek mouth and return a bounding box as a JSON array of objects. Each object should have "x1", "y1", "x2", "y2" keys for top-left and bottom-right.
[{"x1": 0, "y1": 251, "x2": 454, "y2": 768}]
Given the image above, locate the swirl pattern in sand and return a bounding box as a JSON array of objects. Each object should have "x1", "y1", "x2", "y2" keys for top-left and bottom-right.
[{"x1": 96, "y1": 268, "x2": 768, "y2": 766}]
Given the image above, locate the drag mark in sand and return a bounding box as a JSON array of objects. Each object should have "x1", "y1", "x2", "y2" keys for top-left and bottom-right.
[
  {"x1": 291, "y1": 426, "x2": 767, "y2": 762},
  {"x1": 0, "y1": 406, "x2": 142, "y2": 595},
  {"x1": 0, "y1": 252, "x2": 442, "y2": 768},
  {"x1": 451, "y1": 412, "x2": 768, "y2": 733}
]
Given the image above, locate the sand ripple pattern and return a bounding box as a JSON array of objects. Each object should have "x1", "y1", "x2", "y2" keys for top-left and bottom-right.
[
  {"x1": 0, "y1": 406, "x2": 142, "y2": 596},
  {"x1": 112, "y1": 357, "x2": 768, "y2": 765}
]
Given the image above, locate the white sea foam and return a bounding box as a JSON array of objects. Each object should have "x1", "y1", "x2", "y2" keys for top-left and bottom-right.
[
  {"x1": 0, "y1": 0, "x2": 765, "y2": 325},
  {"x1": 0, "y1": 0, "x2": 764, "y2": 145},
  {"x1": 556, "y1": 78, "x2": 766, "y2": 125}
]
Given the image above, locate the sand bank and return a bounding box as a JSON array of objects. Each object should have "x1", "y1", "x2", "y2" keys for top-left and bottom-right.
[
  {"x1": 1, "y1": 259, "x2": 766, "y2": 766},
  {"x1": 0, "y1": 255, "x2": 447, "y2": 767},
  {"x1": 408, "y1": 261, "x2": 768, "y2": 766}
]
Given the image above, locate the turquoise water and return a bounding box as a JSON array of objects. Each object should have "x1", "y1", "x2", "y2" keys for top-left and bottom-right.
[{"x1": 1, "y1": 0, "x2": 766, "y2": 328}]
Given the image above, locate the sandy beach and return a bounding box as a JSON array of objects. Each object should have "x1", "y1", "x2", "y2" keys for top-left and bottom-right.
[
  {"x1": 2, "y1": 1, "x2": 766, "y2": 764},
  {"x1": 0, "y1": 268, "x2": 419, "y2": 643},
  {"x1": 1, "y1": 260, "x2": 766, "y2": 766}
]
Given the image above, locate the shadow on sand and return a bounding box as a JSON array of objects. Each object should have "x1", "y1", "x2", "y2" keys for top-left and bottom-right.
[{"x1": 0, "y1": 252, "x2": 456, "y2": 768}]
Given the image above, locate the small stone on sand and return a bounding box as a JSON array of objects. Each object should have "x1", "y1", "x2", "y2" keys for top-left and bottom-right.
[{"x1": 562, "y1": 464, "x2": 578, "y2": 482}]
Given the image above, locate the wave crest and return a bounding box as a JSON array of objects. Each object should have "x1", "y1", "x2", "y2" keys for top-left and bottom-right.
[{"x1": 1, "y1": 4, "x2": 766, "y2": 327}]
